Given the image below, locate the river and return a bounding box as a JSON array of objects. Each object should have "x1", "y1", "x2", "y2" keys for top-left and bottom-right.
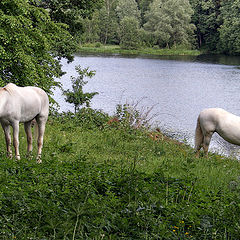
[{"x1": 54, "y1": 54, "x2": 240, "y2": 157}]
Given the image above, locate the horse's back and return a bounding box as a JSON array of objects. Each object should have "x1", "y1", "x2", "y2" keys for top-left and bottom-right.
[
  {"x1": 200, "y1": 108, "x2": 240, "y2": 125},
  {"x1": 2, "y1": 83, "x2": 49, "y2": 122},
  {"x1": 20, "y1": 86, "x2": 49, "y2": 119},
  {"x1": 26, "y1": 86, "x2": 49, "y2": 116}
]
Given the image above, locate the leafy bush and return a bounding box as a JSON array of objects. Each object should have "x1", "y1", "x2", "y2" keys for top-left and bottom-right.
[
  {"x1": 95, "y1": 42, "x2": 102, "y2": 48},
  {"x1": 51, "y1": 108, "x2": 110, "y2": 130}
]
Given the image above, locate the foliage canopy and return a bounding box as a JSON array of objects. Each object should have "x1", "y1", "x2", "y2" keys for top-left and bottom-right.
[
  {"x1": 144, "y1": 0, "x2": 195, "y2": 48},
  {"x1": 0, "y1": 0, "x2": 77, "y2": 94},
  {"x1": 219, "y1": 0, "x2": 240, "y2": 54},
  {"x1": 120, "y1": 17, "x2": 140, "y2": 50},
  {"x1": 38, "y1": 0, "x2": 104, "y2": 38},
  {"x1": 116, "y1": 0, "x2": 141, "y2": 21}
]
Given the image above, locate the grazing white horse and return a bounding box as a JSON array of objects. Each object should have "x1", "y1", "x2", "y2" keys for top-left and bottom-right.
[
  {"x1": 195, "y1": 108, "x2": 240, "y2": 157},
  {"x1": 0, "y1": 83, "x2": 49, "y2": 163}
]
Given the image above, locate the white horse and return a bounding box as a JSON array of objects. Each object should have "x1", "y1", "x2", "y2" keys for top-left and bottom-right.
[
  {"x1": 195, "y1": 108, "x2": 240, "y2": 157},
  {"x1": 0, "y1": 83, "x2": 49, "y2": 163}
]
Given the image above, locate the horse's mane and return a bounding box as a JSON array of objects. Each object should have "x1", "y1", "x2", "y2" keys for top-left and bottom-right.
[{"x1": 3, "y1": 83, "x2": 18, "y2": 95}]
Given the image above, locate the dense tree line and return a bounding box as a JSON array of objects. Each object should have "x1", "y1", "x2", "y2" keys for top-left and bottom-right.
[{"x1": 77, "y1": 0, "x2": 240, "y2": 54}]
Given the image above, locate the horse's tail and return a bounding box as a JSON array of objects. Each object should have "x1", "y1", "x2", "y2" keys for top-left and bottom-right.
[{"x1": 194, "y1": 115, "x2": 203, "y2": 151}]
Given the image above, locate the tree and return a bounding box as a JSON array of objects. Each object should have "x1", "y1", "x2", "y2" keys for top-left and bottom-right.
[
  {"x1": 116, "y1": 0, "x2": 141, "y2": 21},
  {"x1": 218, "y1": 0, "x2": 240, "y2": 54},
  {"x1": 190, "y1": 0, "x2": 221, "y2": 50},
  {"x1": 115, "y1": 0, "x2": 141, "y2": 49},
  {"x1": 0, "y1": 0, "x2": 77, "y2": 95},
  {"x1": 136, "y1": 0, "x2": 154, "y2": 26},
  {"x1": 144, "y1": 0, "x2": 196, "y2": 48},
  {"x1": 120, "y1": 17, "x2": 140, "y2": 49},
  {"x1": 63, "y1": 66, "x2": 98, "y2": 113},
  {"x1": 81, "y1": 11, "x2": 100, "y2": 43},
  {"x1": 98, "y1": 0, "x2": 119, "y2": 44},
  {"x1": 37, "y1": 0, "x2": 104, "y2": 38}
]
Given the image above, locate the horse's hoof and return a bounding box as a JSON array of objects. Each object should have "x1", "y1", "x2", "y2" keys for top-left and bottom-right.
[
  {"x1": 7, "y1": 152, "x2": 13, "y2": 159},
  {"x1": 36, "y1": 157, "x2": 42, "y2": 164},
  {"x1": 26, "y1": 152, "x2": 33, "y2": 160}
]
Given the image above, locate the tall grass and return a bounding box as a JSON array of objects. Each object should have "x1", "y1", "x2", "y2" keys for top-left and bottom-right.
[{"x1": 0, "y1": 108, "x2": 239, "y2": 239}]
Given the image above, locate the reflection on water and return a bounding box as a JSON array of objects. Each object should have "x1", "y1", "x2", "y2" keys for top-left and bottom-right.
[
  {"x1": 195, "y1": 54, "x2": 240, "y2": 66},
  {"x1": 54, "y1": 54, "x2": 240, "y2": 158},
  {"x1": 77, "y1": 52, "x2": 240, "y2": 66}
]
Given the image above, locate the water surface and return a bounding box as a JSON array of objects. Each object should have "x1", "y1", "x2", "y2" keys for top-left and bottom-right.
[{"x1": 54, "y1": 54, "x2": 240, "y2": 157}]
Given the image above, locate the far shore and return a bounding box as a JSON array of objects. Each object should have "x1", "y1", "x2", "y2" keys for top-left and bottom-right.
[{"x1": 78, "y1": 43, "x2": 201, "y2": 57}]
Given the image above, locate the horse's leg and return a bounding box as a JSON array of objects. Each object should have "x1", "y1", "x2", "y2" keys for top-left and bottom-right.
[
  {"x1": 195, "y1": 145, "x2": 202, "y2": 158},
  {"x1": 24, "y1": 121, "x2": 33, "y2": 156},
  {"x1": 195, "y1": 137, "x2": 203, "y2": 158},
  {"x1": 195, "y1": 116, "x2": 204, "y2": 158},
  {"x1": 36, "y1": 117, "x2": 47, "y2": 163},
  {"x1": 12, "y1": 121, "x2": 20, "y2": 160},
  {"x1": 203, "y1": 132, "x2": 214, "y2": 158},
  {"x1": 1, "y1": 123, "x2": 12, "y2": 158}
]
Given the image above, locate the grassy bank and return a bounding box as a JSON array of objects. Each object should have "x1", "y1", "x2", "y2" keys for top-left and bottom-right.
[
  {"x1": 78, "y1": 44, "x2": 201, "y2": 57},
  {"x1": 0, "y1": 109, "x2": 240, "y2": 239}
]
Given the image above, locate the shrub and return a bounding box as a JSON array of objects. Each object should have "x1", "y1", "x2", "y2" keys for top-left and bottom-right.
[{"x1": 95, "y1": 42, "x2": 102, "y2": 48}]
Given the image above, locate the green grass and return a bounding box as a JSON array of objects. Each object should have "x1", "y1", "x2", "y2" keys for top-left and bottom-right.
[
  {"x1": 78, "y1": 44, "x2": 201, "y2": 57},
  {"x1": 0, "y1": 109, "x2": 240, "y2": 239}
]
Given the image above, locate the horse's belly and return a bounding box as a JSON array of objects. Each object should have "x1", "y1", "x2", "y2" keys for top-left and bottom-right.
[
  {"x1": 20, "y1": 105, "x2": 41, "y2": 122},
  {"x1": 11, "y1": 96, "x2": 41, "y2": 123},
  {"x1": 218, "y1": 128, "x2": 240, "y2": 146}
]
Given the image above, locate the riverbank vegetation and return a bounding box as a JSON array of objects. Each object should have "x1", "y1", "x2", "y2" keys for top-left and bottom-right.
[
  {"x1": 78, "y1": 43, "x2": 201, "y2": 56},
  {"x1": 0, "y1": 108, "x2": 240, "y2": 239}
]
